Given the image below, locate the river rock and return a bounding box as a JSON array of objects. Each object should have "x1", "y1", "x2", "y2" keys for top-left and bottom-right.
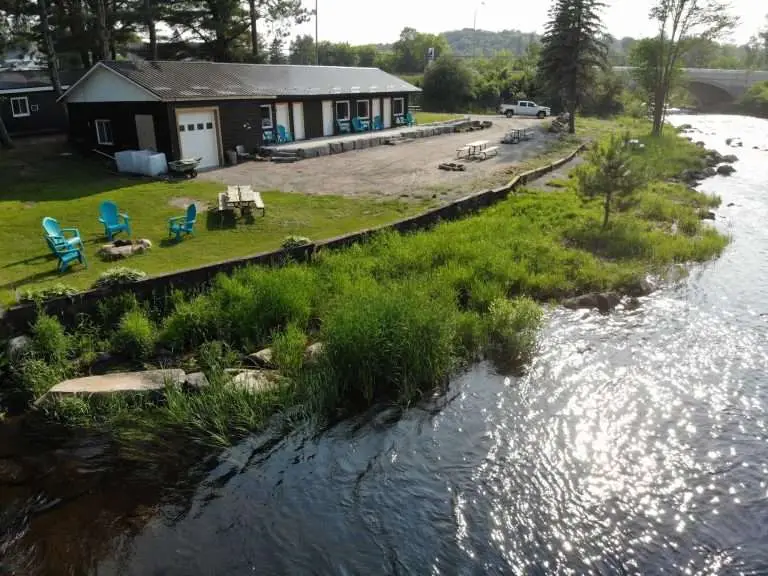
[
  {"x1": 727, "y1": 202, "x2": 736, "y2": 207},
  {"x1": 304, "y1": 342, "x2": 325, "y2": 364},
  {"x1": 562, "y1": 292, "x2": 621, "y2": 312},
  {"x1": 7, "y1": 335, "x2": 31, "y2": 361},
  {"x1": 695, "y1": 141, "x2": 706, "y2": 147},
  {"x1": 716, "y1": 164, "x2": 736, "y2": 176},
  {"x1": 184, "y1": 372, "x2": 210, "y2": 390},
  {"x1": 0, "y1": 459, "x2": 26, "y2": 484},
  {"x1": 721, "y1": 154, "x2": 739, "y2": 163},
  {"x1": 703, "y1": 167, "x2": 716, "y2": 177},
  {"x1": 248, "y1": 347, "x2": 275, "y2": 369},
  {"x1": 39, "y1": 369, "x2": 186, "y2": 402},
  {"x1": 680, "y1": 169, "x2": 705, "y2": 184},
  {"x1": 227, "y1": 369, "x2": 282, "y2": 393},
  {"x1": 624, "y1": 277, "x2": 655, "y2": 297},
  {"x1": 704, "y1": 150, "x2": 722, "y2": 167},
  {"x1": 701, "y1": 210, "x2": 716, "y2": 220},
  {"x1": 678, "y1": 123, "x2": 693, "y2": 131},
  {"x1": 624, "y1": 297, "x2": 642, "y2": 311}
]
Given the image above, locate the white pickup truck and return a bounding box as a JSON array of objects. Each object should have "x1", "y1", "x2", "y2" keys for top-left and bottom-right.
[{"x1": 499, "y1": 100, "x2": 551, "y2": 118}]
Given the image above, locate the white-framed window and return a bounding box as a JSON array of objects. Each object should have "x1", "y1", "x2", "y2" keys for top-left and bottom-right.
[
  {"x1": 356, "y1": 99, "x2": 370, "y2": 119},
  {"x1": 335, "y1": 100, "x2": 350, "y2": 121},
  {"x1": 10, "y1": 96, "x2": 30, "y2": 118},
  {"x1": 95, "y1": 119, "x2": 113, "y2": 145},
  {"x1": 260, "y1": 104, "x2": 273, "y2": 129},
  {"x1": 393, "y1": 97, "x2": 404, "y2": 116}
]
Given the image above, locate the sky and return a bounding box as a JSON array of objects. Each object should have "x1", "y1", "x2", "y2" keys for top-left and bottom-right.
[{"x1": 293, "y1": 0, "x2": 766, "y2": 47}]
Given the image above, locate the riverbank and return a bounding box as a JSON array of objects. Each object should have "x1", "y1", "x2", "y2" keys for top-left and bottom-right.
[{"x1": 0, "y1": 118, "x2": 729, "y2": 445}]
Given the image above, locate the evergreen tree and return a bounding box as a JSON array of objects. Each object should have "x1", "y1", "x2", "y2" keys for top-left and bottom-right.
[
  {"x1": 537, "y1": 0, "x2": 608, "y2": 133},
  {"x1": 268, "y1": 35, "x2": 286, "y2": 63}
]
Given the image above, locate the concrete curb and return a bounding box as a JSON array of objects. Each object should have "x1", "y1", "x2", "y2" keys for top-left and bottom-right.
[{"x1": 1, "y1": 143, "x2": 587, "y2": 334}]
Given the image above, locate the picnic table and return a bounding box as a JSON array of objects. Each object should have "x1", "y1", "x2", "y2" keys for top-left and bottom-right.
[
  {"x1": 457, "y1": 140, "x2": 489, "y2": 159},
  {"x1": 218, "y1": 185, "x2": 266, "y2": 217}
]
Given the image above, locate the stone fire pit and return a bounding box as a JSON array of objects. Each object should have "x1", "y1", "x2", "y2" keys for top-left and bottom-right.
[{"x1": 98, "y1": 238, "x2": 152, "y2": 261}]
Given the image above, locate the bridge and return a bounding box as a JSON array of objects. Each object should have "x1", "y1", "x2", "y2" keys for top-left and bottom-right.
[{"x1": 614, "y1": 67, "x2": 768, "y2": 105}]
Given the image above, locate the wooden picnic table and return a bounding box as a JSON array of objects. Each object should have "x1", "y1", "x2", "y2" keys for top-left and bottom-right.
[
  {"x1": 218, "y1": 185, "x2": 266, "y2": 217},
  {"x1": 457, "y1": 140, "x2": 490, "y2": 159}
]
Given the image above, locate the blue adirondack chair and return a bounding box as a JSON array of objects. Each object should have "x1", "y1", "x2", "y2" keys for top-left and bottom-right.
[
  {"x1": 405, "y1": 112, "x2": 415, "y2": 126},
  {"x1": 45, "y1": 235, "x2": 87, "y2": 272},
  {"x1": 373, "y1": 115, "x2": 383, "y2": 131},
  {"x1": 263, "y1": 129, "x2": 275, "y2": 144},
  {"x1": 41, "y1": 217, "x2": 83, "y2": 250},
  {"x1": 168, "y1": 204, "x2": 197, "y2": 241},
  {"x1": 277, "y1": 125, "x2": 293, "y2": 143},
  {"x1": 98, "y1": 201, "x2": 131, "y2": 240},
  {"x1": 351, "y1": 117, "x2": 370, "y2": 132},
  {"x1": 336, "y1": 120, "x2": 351, "y2": 134}
]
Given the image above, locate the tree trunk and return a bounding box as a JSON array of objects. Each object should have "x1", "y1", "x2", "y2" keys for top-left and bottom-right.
[
  {"x1": 145, "y1": 0, "x2": 157, "y2": 60},
  {"x1": 249, "y1": 0, "x2": 258, "y2": 57},
  {"x1": 651, "y1": 86, "x2": 665, "y2": 136},
  {"x1": 568, "y1": 105, "x2": 576, "y2": 134},
  {"x1": 72, "y1": 0, "x2": 90, "y2": 67},
  {"x1": 0, "y1": 116, "x2": 14, "y2": 149},
  {"x1": 95, "y1": 0, "x2": 110, "y2": 61},
  {"x1": 602, "y1": 191, "x2": 612, "y2": 229},
  {"x1": 38, "y1": 0, "x2": 64, "y2": 99}
]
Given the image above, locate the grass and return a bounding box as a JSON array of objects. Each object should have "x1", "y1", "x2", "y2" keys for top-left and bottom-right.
[
  {"x1": 0, "y1": 145, "x2": 425, "y2": 305},
  {"x1": 0, "y1": 117, "x2": 730, "y2": 447},
  {"x1": 414, "y1": 111, "x2": 465, "y2": 124}
]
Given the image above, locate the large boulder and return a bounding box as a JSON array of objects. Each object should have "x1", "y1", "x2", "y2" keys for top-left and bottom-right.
[
  {"x1": 624, "y1": 277, "x2": 655, "y2": 298},
  {"x1": 226, "y1": 369, "x2": 282, "y2": 393},
  {"x1": 562, "y1": 292, "x2": 621, "y2": 312},
  {"x1": 248, "y1": 347, "x2": 275, "y2": 369},
  {"x1": 7, "y1": 335, "x2": 31, "y2": 361},
  {"x1": 184, "y1": 372, "x2": 210, "y2": 390},
  {"x1": 716, "y1": 164, "x2": 736, "y2": 176},
  {"x1": 721, "y1": 154, "x2": 739, "y2": 163},
  {"x1": 304, "y1": 342, "x2": 325, "y2": 365}
]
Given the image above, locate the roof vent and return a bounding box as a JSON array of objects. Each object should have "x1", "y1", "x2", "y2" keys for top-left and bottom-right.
[{"x1": 351, "y1": 86, "x2": 361, "y2": 93}]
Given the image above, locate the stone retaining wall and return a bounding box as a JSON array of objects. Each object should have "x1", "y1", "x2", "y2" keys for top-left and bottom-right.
[{"x1": 1, "y1": 143, "x2": 586, "y2": 335}]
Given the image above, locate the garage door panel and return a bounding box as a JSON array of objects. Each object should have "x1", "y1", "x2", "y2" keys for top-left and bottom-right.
[{"x1": 177, "y1": 110, "x2": 220, "y2": 169}]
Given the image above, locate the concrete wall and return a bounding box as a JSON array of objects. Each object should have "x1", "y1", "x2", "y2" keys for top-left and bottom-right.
[{"x1": 1, "y1": 144, "x2": 586, "y2": 335}]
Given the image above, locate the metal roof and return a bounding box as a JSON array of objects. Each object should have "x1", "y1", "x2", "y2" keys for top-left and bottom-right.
[
  {"x1": 0, "y1": 69, "x2": 84, "y2": 92},
  {"x1": 93, "y1": 60, "x2": 421, "y2": 101}
]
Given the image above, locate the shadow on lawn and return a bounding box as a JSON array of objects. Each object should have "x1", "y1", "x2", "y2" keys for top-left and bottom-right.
[
  {"x1": 0, "y1": 267, "x2": 64, "y2": 293},
  {"x1": 0, "y1": 146, "x2": 167, "y2": 203}
]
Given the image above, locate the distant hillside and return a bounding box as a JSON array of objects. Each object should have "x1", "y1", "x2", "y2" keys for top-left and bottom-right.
[{"x1": 442, "y1": 29, "x2": 541, "y2": 57}]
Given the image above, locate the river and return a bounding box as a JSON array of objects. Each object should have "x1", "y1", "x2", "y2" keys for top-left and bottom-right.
[{"x1": 2, "y1": 114, "x2": 768, "y2": 575}]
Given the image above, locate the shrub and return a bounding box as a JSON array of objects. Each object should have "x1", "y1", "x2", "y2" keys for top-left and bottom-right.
[
  {"x1": 313, "y1": 283, "x2": 456, "y2": 414},
  {"x1": 272, "y1": 323, "x2": 307, "y2": 377},
  {"x1": 282, "y1": 235, "x2": 311, "y2": 250},
  {"x1": 112, "y1": 309, "x2": 157, "y2": 360},
  {"x1": 20, "y1": 358, "x2": 65, "y2": 397},
  {"x1": 96, "y1": 292, "x2": 141, "y2": 331},
  {"x1": 196, "y1": 340, "x2": 238, "y2": 382},
  {"x1": 486, "y1": 297, "x2": 542, "y2": 369},
  {"x1": 30, "y1": 313, "x2": 69, "y2": 364},
  {"x1": 160, "y1": 296, "x2": 219, "y2": 351},
  {"x1": 17, "y1": 283, "x2": 77, "y2": 304},
  {"x1": 93, "y1": 267, "x2": 147, "y2": 289}
]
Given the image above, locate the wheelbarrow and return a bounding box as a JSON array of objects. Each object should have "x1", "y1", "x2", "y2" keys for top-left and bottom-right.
[{"x1": 168, "y1": 157, "x2": 203, "y2": 179}]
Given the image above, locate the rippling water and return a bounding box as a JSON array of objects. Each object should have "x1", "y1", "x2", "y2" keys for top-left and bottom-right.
[{"x1": 3, "y1": 115, "x2": 768, "y2": 575}]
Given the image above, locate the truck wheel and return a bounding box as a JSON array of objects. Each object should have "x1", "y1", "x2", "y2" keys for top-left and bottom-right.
[
  {"x1": 537, "y1": 111, "x2": 546, "y2": 119},
  {"x1": 505, "y1": 110, "x2": 514, "y2": 118}
]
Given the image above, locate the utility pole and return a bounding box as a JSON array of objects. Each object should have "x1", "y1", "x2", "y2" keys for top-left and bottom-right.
[
  {"x1": 315, "y1": 0, "x2": 319, "y2": 65},
  {"x1": 473, "y1": 1, "x2": 485, "y2": 59}
]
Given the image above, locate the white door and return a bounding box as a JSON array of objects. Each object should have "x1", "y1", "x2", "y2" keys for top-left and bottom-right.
[
  {"x1": 135, "y1": 114, "x2": 157, "y2": 150},
  {"x1": 322, "y1": 100, "x2": 334, "y2": 136},
  {"x1": 276, "y1": 103, "x2": 290, "y2": 135},
  {"x1": 383, "y1": 98, "x2": 392, "y2": 128},
  {"x1": 177, "y1": 110, "x2": 219, "y2": 169},
  {"x1": 372, "y1": 98, "x2": 381, "y2": 124},
  {"x1": 292, "y1": 102, "x2": 305, "y2": 140}
]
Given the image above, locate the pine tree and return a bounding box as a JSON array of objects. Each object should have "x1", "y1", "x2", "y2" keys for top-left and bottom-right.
[{"x1": 537, "y1": 0, "x2": 607, "y2": 133}]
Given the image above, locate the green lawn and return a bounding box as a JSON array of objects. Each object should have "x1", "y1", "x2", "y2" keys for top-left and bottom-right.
[
  {"x1": 0, "y1": 148, "x2": 425, "y2": 305},
  {"x1": 414, "y1": 111, "x2": 465, "y2": 124}
]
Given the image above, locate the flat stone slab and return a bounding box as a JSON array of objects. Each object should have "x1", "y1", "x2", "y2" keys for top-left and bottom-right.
[
  {"x1": 225, "y1": 369, "x2": 282, "y2": 393},
  {"x1": 44, "y1": 369, "x2": 186, "y2": 397}
]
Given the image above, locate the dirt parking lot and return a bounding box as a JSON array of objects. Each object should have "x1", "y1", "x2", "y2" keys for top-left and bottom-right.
[{"x1": 201, "y1": 116, "x2": 562, "y2": 201}]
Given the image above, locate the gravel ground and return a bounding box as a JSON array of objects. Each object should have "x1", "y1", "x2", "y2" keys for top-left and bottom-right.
[{"x1": 201, "y1": 116, "x2": 562, "y2": 201}]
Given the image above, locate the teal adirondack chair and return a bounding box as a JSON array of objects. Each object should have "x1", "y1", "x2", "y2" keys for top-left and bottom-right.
[
  {"x1": 277, "y1": 125, "x2": 293, "y2": 143},
  {"x1": 168, "y1": 204, "x2": 197, "y2": 241},
  {"x1": 99, "y1": 201, "x2": 131, "y2": 240},
  {"x1": 45, "y1": 235, "x2": 87, "y2": 272},
  {"x1": 42, "y1": 217, "x2": 83, "y2": 250},
  {"x1": 351, "y1": 117, "x2": 370, "y2": 132},
  {"x1": 405, "y1": 112, "x2": 415, "y2": 126},
  {"x1": 336, "y1": 120, "x2": 351, "y2": 134},
  {"x1": 373, "y1": 115, "x2": 383, "y2": 130},
  {"x1": 263, "y1": 129, "x2": 275, "y2": 144}
]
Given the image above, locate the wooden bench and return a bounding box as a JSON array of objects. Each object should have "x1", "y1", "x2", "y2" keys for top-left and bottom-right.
[
  {"x1": 252, "y1": 191, "x2": 265, "y2": 217},
  {"x1": 480, "y1": 146, "x2": 499, "y2": 160}
]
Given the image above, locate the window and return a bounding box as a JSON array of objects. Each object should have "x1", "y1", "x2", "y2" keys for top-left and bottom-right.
[
  {"x1": 179, "y1": 124, "x2": 186, "y2": 132},
  {"x1": 260, "y1": 104, "x2": 273, "y2": 129},
  {"x1": 197, "y1": 123, "x2": 204, "y2": 130},
  {"x1": 356, "y1": 100, "x2": 369, "y2": 119},
  {"x1": 187, "y1": 124, "x2": 195, "y2": 131},
  {"x1": 335, "y1": 100, "x2": 350, "y2": 121},
  {"x1": 393, "y1": 97, "x2": 404, "y2": 116},
  {"x1": 30, "y1": 104, "x2": 39, "y2": 112},
  {"x1": 206, "y1": 122, "x2": 213, "y2": 129},
  {"x1": 95, "y1": 119, "x2": 113, "y2": 145},
  {"x1": 10, "y1": 97, "x2": 30, "y2": 118}
]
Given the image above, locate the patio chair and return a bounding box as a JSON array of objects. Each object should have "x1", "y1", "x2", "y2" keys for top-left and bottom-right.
[
  {"x1": 42, "y1": 217, "x2": 83, "y2": 250},
  {"x1": 394, "y1": 114, "x2": 406, "y2": 127},
  {"x1": 373, "y1": 115, "x2": 383, "y2": 130},
  {"x1": 98, "y1": 201, "x2": 131, "y2": 241},
  {"x1": 45, "y1": 235, "x2": 87, "y2": 272},
  {"x1": 351, "y1": 117, "x2": 370, "y2": 132},
  {"x1": 235, "y1": 145, "x2": 253, "y2": 161},
  {"x1": 405, "y1": 112, "x2": 415, "y2": 126},
  {"x1": 277, "y1": 125, "x2": 293, "y2": 143},
  {"x1": 168, "y1": 204, "x2": 197, "y2": 241},
  {"x1": 336, "y1": 120, "x2": 351, "y2": 134}
]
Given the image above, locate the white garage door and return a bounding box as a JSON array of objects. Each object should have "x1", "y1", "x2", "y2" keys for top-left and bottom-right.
[{"x1": 177, "y1": 110, "x2": 220, "y2": 169}]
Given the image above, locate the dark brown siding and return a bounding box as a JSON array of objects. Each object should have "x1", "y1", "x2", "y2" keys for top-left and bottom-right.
[
  {"x1": 303, "y1": 100, "x2": 323, "y2": 139},
  {"x1": 67, "y1": 101, "x2": 171, "y2": 156},
  {"x1": 1, "y1": 90, "x2": 68, "y2": 136}
]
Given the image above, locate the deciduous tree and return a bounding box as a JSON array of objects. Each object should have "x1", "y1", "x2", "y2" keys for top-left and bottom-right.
[{"x1": 422, "y1": 54, "x2": 474, "y2": 112}]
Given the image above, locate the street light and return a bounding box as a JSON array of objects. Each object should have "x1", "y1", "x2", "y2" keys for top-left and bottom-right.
[
  {"x1": 473, "y1": 1, "x2": 485, "y2": 59},
  {"x1": 315, "y1": 0, "x2": 319, "y2": 65}
]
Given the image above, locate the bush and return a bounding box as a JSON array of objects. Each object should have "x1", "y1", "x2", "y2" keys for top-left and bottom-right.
[
  {"x1": 160, "y1": 296, "x2": 219, "y2": 351},
  {"x1": 20, "y1": 358, "x2": 65, "y2": 397},
  {"x1": 282, "y1": 236, "x2": 311, "y2": 250},
  {"x1": 196, "y1": 340, "x2": 238, "y2": 381},
  {"x1": 93, "y1": 267, "x2": 147, "y2": 289},
  {"x1": 486, "y1": 297, "x2": 542, "y2": 369},
  {"x1": 17, "y1": 283, "x2": 77, "y2": 304},
  {"x1": 312, "y1": 283, "x2": 456, "y2": 414},
  {"x1": 96, "y1": 292, "x2": 141, "y2": 331},
  {"x1": 272, "y1": 324, "x2": 307, "y2": 377},
  {"x1": 31, "y1": 313, "x2": 69, "y2": 364},
  {"x1": 112, "y1": 309, "x2": 157, "y2": 360}
]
